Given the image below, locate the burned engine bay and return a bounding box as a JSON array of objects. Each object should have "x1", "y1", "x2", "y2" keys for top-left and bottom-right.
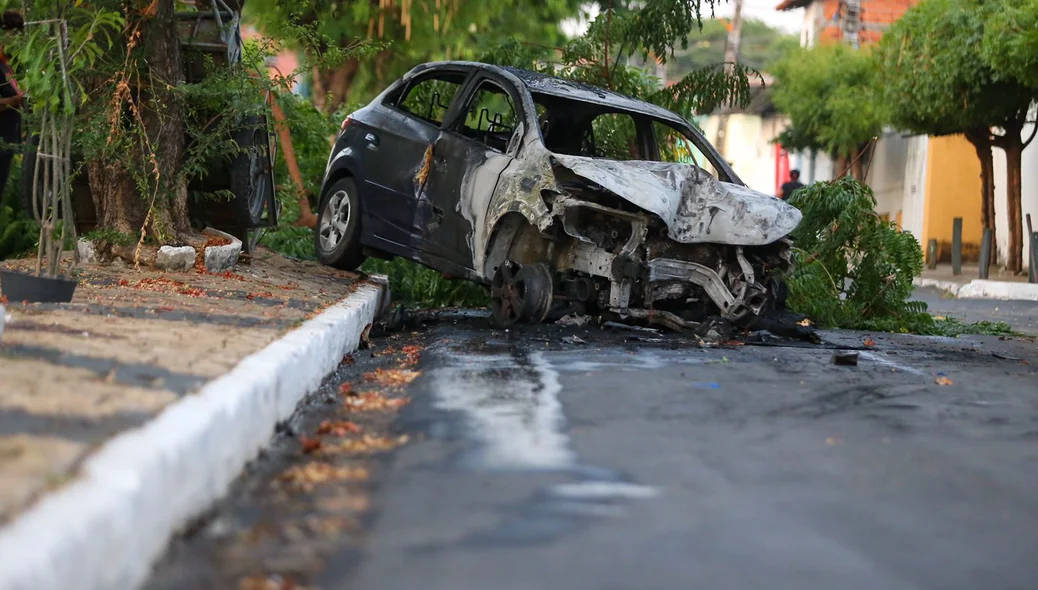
[{"x1": 480, "y1": 151, "x2": 802, "y2": 335}]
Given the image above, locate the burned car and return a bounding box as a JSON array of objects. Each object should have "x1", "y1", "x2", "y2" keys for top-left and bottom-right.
[{"x1": 316, "y1": 61, "x2": 801, "y2": 330}]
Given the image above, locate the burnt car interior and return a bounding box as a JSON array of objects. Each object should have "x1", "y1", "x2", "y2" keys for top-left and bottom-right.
[{"x1": 530, "y1": 94, "x2": 725, "y2": 182}]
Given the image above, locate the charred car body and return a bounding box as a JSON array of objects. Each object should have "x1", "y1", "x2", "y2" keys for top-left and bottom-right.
[{"x1": 316, "y1": 61, "x2": 801, "y2": 330}]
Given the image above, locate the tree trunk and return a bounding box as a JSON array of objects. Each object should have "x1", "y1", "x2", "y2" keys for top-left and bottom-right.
[
  {"x1": 89, "y1": 0, "x2": 188, "y2": 244},
  {"x1": 1004, "y1": 137, "x2": 1024, "y2": 274},
  {"x1": 965, "y1": 129, "x2": 996, "y2": 266},
  {"x1": 141, "y1": 0, "x2": 189, "y2": 237},
  {"x1": 88, "y1": 160, "x2": 144, "y2": 236},
  {"x1": 310, "y1": 58, "x2": 361, "y2": 113}
]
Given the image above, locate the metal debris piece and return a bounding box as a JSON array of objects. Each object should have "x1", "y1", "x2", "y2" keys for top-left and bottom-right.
[
  {"x1": 832, "y1": 351, "x2": 859, "y2": 366},
  {"x1": 562, "y1": 335, "x2": 587, "y2": 345},
  {"x1": 602, "y1": 321, "x2": 659, "y2": 333},
  {"x1": 557, "y1": 313, "x2": 592, "y2": 327}
]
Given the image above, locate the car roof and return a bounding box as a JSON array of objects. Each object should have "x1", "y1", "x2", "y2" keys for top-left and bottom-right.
[{"x1": 407, "y1": 61, "x2": 690, "y2": 128}]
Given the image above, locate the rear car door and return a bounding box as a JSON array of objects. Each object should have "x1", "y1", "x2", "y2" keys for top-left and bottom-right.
[
  {"x1": 352, "y1": 67, "x2": 470, "y2": 250},
  {"x1": 416, "y1": 75, "x2": 524, "y2": 272}
]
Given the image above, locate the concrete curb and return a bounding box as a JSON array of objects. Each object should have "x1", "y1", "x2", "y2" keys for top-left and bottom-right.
[
  {"x1": 0, "y1": 304, "x2": 6, "y2": 340},
  {"x1": 0, "y1": 278, "x2": 388, "y2": 590},
  {"x1": 914, "y1": 277, "x2": 1038, "y2": 301},
  {"x1": 913, "y1": 278, "x2": 962, "y2": 296}
]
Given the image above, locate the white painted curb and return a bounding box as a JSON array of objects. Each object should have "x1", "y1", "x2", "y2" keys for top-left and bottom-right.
[
  {"x1": 913, "y1": 278, "x2": 962, "y2": 296},
  {"x1": 957, "y1": 279, "x2": 1038, "y2": 301},
  {"x1": 0, "y1": 279, "x2": 387, "y2": 590},
  {"x1": 914, "y1": 277, "x2": 1038, "y2": 301}
]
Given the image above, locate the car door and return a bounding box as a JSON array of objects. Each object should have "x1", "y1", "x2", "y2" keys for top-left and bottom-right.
[
  {"x1": 353, "y1": 67, "x2": 471, "y2": 250},
  {"x1": 415, "y1": 75, "x2": 524, "y2": 271}
]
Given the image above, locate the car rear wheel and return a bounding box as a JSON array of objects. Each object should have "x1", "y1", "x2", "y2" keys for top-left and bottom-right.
[{"x1": 315, "y1": 177, "x2": 365, "y2": 270}]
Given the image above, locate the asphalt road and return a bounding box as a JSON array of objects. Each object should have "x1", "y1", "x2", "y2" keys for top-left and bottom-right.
[{"x1": 149, "y1": 314, "x2": 1038, "y2": 590}]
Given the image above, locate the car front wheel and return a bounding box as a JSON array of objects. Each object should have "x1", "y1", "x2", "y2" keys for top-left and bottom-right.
[{"x1": 315, "y1": 177, "x2": 366, "y2": 270}]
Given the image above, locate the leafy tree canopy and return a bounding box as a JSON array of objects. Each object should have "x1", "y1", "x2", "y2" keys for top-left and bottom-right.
[
  {"x1": 667, "y1": 18, "x2": 798, "y2": 78},
  {"x1": 874, "y1": 0, "x2": 1030, "y2": 138},
  {"x1": 771, "y1": 43, "x2": 884, "y2": 159},
  {"x1": 981, "y1": 0, "x2": 1038, "y2": 93}
]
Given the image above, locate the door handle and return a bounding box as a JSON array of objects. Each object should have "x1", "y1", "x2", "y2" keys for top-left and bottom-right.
[{"x1": 364, "y1": 132, "x2": 379, "y2": 148}]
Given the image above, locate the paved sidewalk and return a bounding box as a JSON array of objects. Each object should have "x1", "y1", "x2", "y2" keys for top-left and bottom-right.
[{"x1": 0, "y1": 250, "x2": 360, "y2": 526}]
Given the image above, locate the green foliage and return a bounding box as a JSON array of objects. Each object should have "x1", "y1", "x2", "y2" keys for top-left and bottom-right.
[
  {"x1": 361, "y1": 258, "x2": 489, "y2": 309},
  {"x1": 480, "y1": 3, "x2": 760, "y2": 126},
  {"x1": 771, "y1": 44, "x2": 885, "y2": 159},
  {"x1": 0, "y1": 157, "x2": 37, "y2": 260},
  {"x1": 666, "y1": 18, "x2": 798, "y2": 77},
  {"x1": 981, "y1": 0, "x2": 1038, "y2": 94},
  {"x1": 245, "y1": 0, "x2": 583, "y2": 108},
  {"x1": 0, "y1": 149, "x2": 32, "y2": 254},
  {"x1": 82, "y1": 227, "x2": 134, "y2": 248},
  {"x1": 785, "y1": 177, "x2": 931, "y2": 332},
  {"x1": 874, "y1": 0, "x2": 1030, "y2": 138}
]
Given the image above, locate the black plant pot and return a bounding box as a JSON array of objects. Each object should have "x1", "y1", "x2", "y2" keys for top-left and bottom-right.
[{"x1": 0, "y1": 269, "x2": 78, "y2": 303}]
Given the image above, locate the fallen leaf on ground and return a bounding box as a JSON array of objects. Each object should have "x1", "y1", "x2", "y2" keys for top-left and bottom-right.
[
  {"x1": 935, "y1": 376, "x2": 954, "y2": 386},
  {"x1": 825, "y1": 437, "x2": 843, "y2": 446},
  {"x1": 401, "y1": 345, "x2": 422, "y2": 365},
  {"x1": 326, "y1": 434, "x2": 410, "y2": 455},
  {"x1": 721, "y1": 340, "x2": 745, "y2": 347},
  {"x1": 363, "y1": 367, "x2": 421, "y2": 388},
  {"x1": 338, "y1": 382, "x2": 354, "y2": 396},
  {"x1": 316, "y1": 420, "x2": 362, "y2": 436},
  {"x1": 275, "y1": 462, "x2": 370, "y2": 492},
  {"x1": 933, "y1": 315, "x2": 946, "y2": 320},
  {"x1": 797, "y1": 318, "x2": 812, "y2": 327},
  {"x1": 299, "y1": 435, "x2": 322, "y2": 454},
  {"x1": 342, "y1": 354, "x2": 356, "y2": 365},
  {"x1": 863, "y1": 338, "x2": 877, "y2": 347},
  {"x1": 345, "y1": 391, "x2": 411, "y2": 411}
]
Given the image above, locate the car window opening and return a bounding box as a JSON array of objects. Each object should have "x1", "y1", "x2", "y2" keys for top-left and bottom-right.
[
  {"x1": 396, "y1": 73, "x2": 466, "y2": 126},
  {"x1": 532, "y1": 92, "x2": 720, "y2": 179},
  {"x1": 458, "y1": 80, "x2": 519, "y2": 153}
]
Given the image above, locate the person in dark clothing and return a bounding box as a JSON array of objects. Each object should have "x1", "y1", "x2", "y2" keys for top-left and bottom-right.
[
  {"x1": 0, "y1": 10, "x2": 24, "y2": 197},
  {"x1": 779, "y1": 169, "x2": 805, "y2": 201}
]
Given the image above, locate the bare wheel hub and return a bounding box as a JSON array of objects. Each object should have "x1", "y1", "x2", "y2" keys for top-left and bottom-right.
[{"x1": 490, "y1": 261, "x2": 554, "y2": 327}]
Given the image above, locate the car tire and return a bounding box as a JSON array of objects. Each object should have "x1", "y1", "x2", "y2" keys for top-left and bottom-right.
[
  {"x1": 315, "y1": 177, "x2": 365, "y2": 270},
  {"x1": 228, "y1": 114, "x2": 273, "y2": 228}
]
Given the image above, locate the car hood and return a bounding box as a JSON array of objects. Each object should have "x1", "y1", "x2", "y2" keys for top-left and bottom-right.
[{"x1": 551, "y1": 154, "x2": 802, "y2": 246}]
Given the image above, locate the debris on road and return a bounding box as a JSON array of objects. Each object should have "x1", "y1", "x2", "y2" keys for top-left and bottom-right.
[
  {"x1": 832, "y1": 351, "x2": 860, "y2": 366},
  {"x1": 935, "y1": 375, "x2": 954, "y2": 386},
  {"x1": 557, "y1": 314, "x2": 592, "y2": 327},
  {"x1": 562, "y1": 335, "x2": 588, "y2": 345},
  {"x1": 602, "y1": 320, "x2": 659, "y2": 333},
  {"x1": 992, "y1": 352, "x2": 1022, "y2": 361}
]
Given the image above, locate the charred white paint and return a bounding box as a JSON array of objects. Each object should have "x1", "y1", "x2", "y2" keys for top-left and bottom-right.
[{"x1": 551, "y1": 154, "x2": 803, "y2": 246}]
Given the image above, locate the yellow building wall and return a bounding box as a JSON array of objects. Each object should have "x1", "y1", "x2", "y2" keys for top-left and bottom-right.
[{"x1": 923, "y1": 135, "x2": 983, "y2": 262}]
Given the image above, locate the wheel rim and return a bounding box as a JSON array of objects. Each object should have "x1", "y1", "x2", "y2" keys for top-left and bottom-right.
[
  {"x1": 490, "y1": 261, "x2": 526, "y2": 327},
  {"x1": 319, "y1": 190, "x2": 351, "y2": 253},
  {"x1": 490, "y1": 261, "x2": 553, "y2": 326},
  {"x1": 246, "y1": 133, "x2": 269, "y2": 219}
]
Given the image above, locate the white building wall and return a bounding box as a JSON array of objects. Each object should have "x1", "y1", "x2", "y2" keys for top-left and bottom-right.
[
  {"x1": 866, "y1": 130, "x2": 910, "y2": 219},
  {"x1": 701, "y1": 113, "x2": 784, "y2": 195},
  {"x1": 900, "y1": 135, "x2": 929, "y2": 241},
  {"x1": 992, "y1": 119, "x2": 1038, "y2": 269}
]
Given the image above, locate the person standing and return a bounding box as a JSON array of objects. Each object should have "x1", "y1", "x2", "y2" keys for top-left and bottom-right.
[
  {"x1": 778, "y1": 169, "x2": 805, "y2": 201},
  {"x1": 0, "y1": 10, "x2": 23, "y2": 195}
]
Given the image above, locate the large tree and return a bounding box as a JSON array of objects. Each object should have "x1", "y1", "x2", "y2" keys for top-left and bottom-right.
[
  {"x1": 981, "y1": 0, "x2": 1038, "y2": 272},
  {"x1": 245, "y1": 0, "x2": 585, "y2": 112},
  {"x1": 875, "y1": 0, "x2": 1034, "y2": 271},
  {"x1": 771, "y1": 44, "x2": 886, "y2": 181}
]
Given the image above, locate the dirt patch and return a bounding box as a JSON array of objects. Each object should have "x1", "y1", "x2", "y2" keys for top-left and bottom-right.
[{"x1": 0, "y1": 248, "x2": 364, "y2": 524}]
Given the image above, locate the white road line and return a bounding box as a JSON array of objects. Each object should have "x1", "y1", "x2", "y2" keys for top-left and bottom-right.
[{"x1": 859, "y1": 351, "x2": 929, "y2": 377}]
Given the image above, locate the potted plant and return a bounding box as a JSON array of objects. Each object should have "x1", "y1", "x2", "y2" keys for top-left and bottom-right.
[{"x1": 0, "y1": 13, "x2": 119, "y2": 302}]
